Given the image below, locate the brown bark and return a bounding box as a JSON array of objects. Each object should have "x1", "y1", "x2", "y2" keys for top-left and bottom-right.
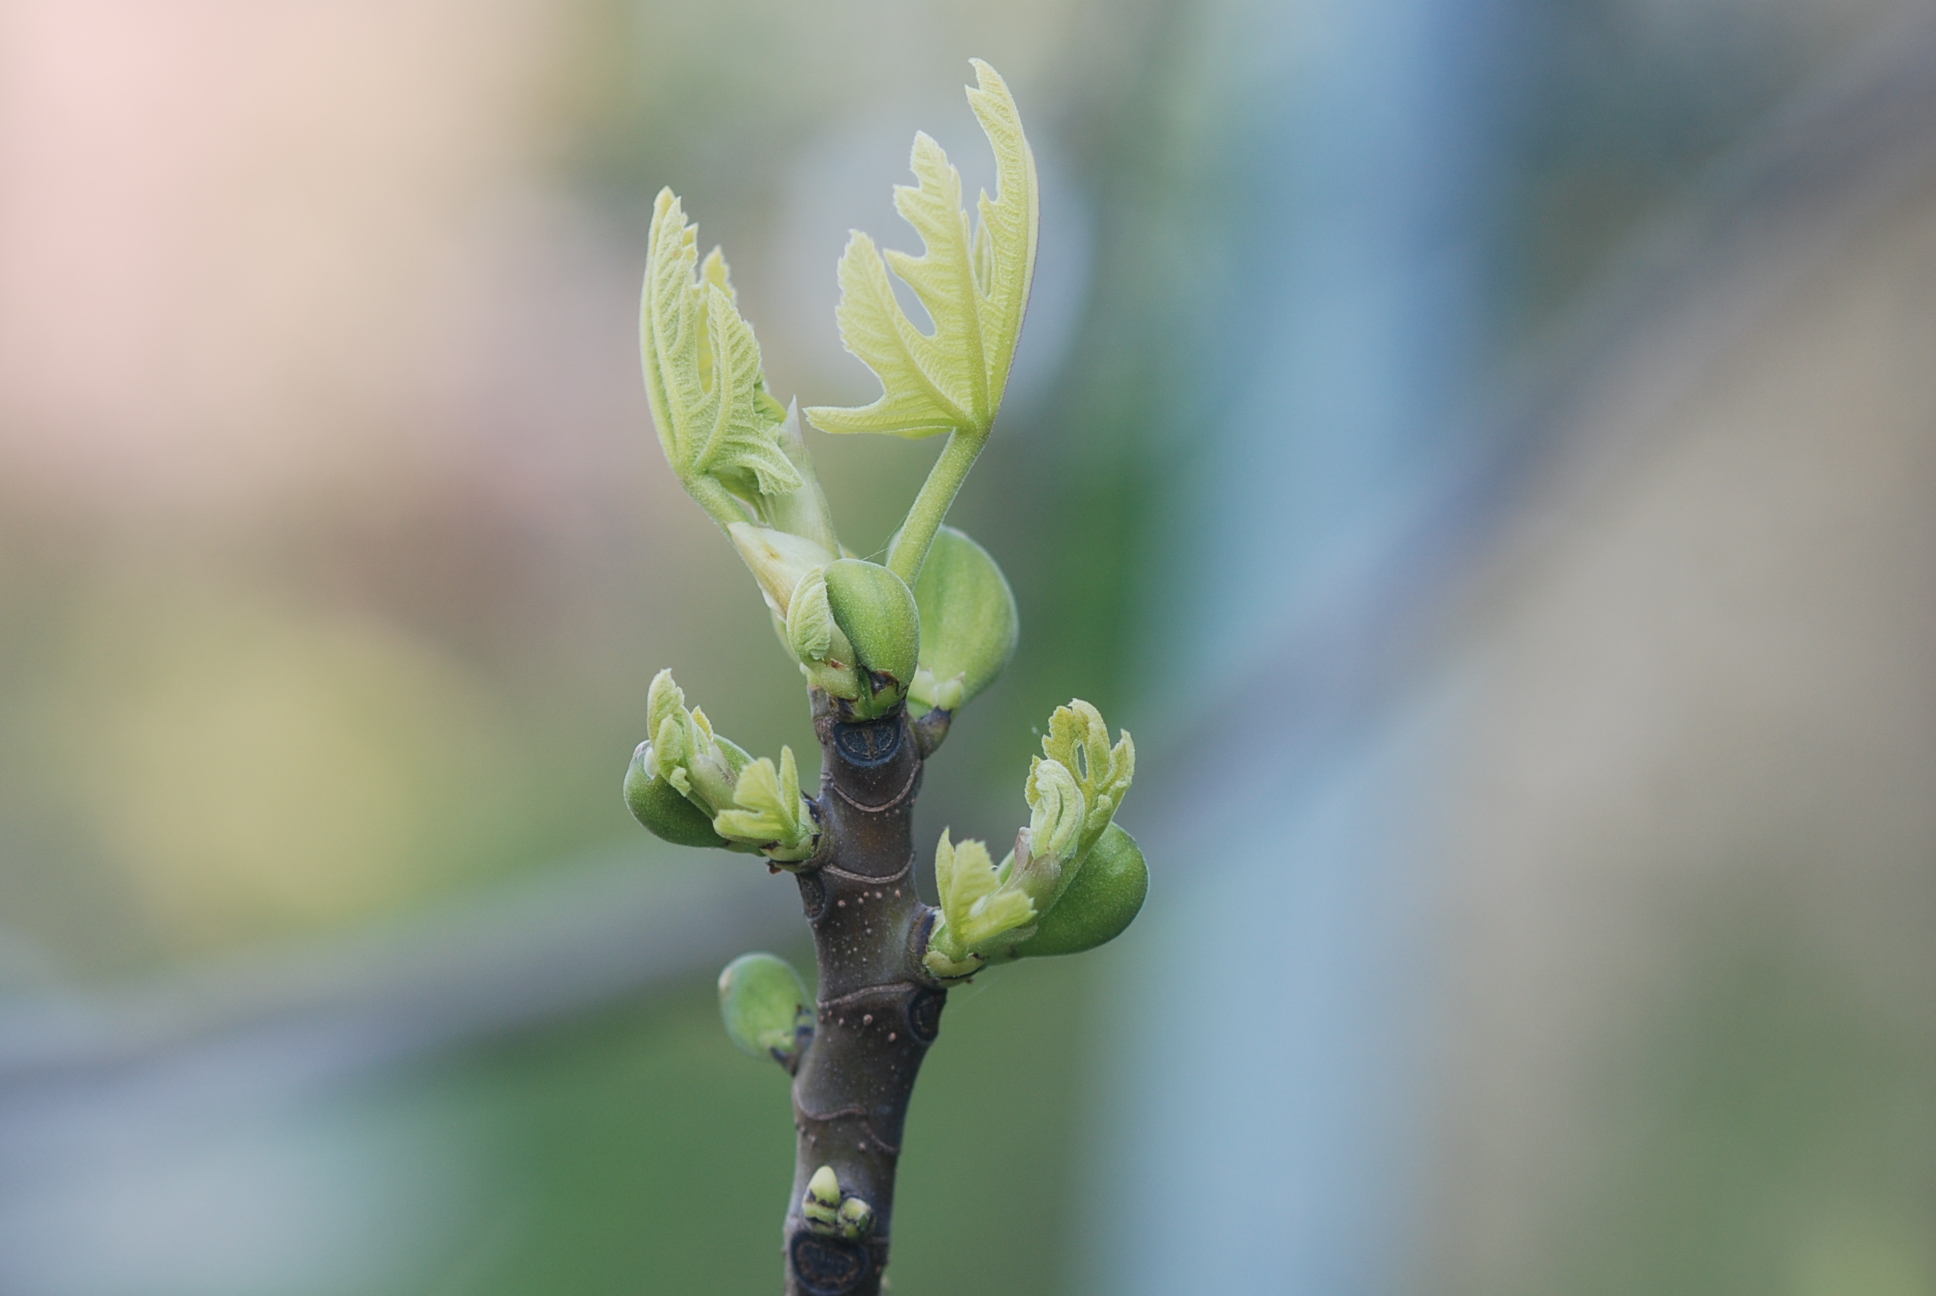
[{"x1": 782, "y1": 693, "x2": 949, "y2": 1296}]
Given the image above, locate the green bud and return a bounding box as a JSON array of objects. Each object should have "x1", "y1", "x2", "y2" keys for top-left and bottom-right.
[
  {"x1": 1007, "y1": 822, "x2": 1148, "y2": 958},
  {"x1": 908, "y1": 526, "x2": 1018, "y2": 713},
  {"x1": 823, "y1": 559, "x2": 919, "y2": 716},
  {"x1": 672, "y1": 713, "x2": 740, "y2": 810},
  {"x1": 625, "y1": 742, "x2": 730, "y2": 848},
  {"x1": 760, "y1": 402, "x2": 843, "y2": 559},
  {"x1": 925, "y1": 700, "x2": 1140, "y2": 976},
  {"x1": 718, "y1": 952, "x2": 813, "y2": 1069},
  {"x1": 911, "y1": 669, "x2": 966, "y2": 713},
  {"x1": 784, "y1": 568, "x2": 863, "y2": 700},
  {"x1": 639, "y1": 669, "x2": 820, "y2": 863},
  {"x1": 804, "y1": 1165, "x2": 842, "y2": 1233},
  {"x1": 836, "y1": 1196, "x2": 875, "y2": 1240},
  {"x1": 728, "y1": 522, "x2": 837, "y2": 621}
]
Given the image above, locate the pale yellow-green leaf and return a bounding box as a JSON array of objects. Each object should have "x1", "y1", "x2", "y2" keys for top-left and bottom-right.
[
  {"x1": 1025, "y1": 757, "x2": 1083, "y2": 869},
  {"x1": 1039, "y1": 699, "x2": 1134, "y2": 858},
  {"x1": 806, "y1": 60, "x2": 1038, "y2": 440},
  {"x1": 641, "y1": 189, "x2": 801, "y2": 502},
  {"x1": 640, "y1": 668, "x2": 757, "y2": 823},
  {"x1": 927, "y1": 828, "x2": 1040, "y2": 972},
  {"x1": 711, "y1": 746, "x2": 816, "y2": 861},
  {"x1": 727, "y1": 522, "x2": 835, "y2": 620},
  {"x1": 957, "y1": 887, "x2": 1037, "y2": 952},
  {"x1": 934, "y1": 829, "x2": 998, "y2": 920}
]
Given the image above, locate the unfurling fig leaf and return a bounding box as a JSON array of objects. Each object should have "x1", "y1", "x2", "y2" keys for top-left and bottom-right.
[
  {"x1": 922, "y1": 699, "x2": 1140, "y2": 979},
  {"x1": 644, "y1": 668, "x2": 748, "y2": 810},
  {"x1": 908, "y1": 526, "x2": 1017, "y2": 714},
  {"x1": 805, "y1": 61, "x2": 1038, "y2": 441},
  {"x1": 634, "y1": 669, "x2": 817, "y2": 861},
  {"x1": 1038, "y1": 699, "x2": 1135, "y2": 860},
  {"x1": 923, "y1": 829, "x2": 1037, "y2": 978},
  {"x1": 712, "y1": 746, "x2": 819, "y2": 863},
  {"x1": 625, "y1": 742, "x2": 729, "y2": 848},
  {"x1": 822, "y1": 559, "x2": 919, "y2": 716},
  {"x1": 641, "y1": 191, "x2": 801, "y2": 524},
  {"x1": 1005, "y1": 823, "x2": 1147, "y2": 958},
  {"x1": 718, "y1": 952, "x2": 813, "y2": 1070}
]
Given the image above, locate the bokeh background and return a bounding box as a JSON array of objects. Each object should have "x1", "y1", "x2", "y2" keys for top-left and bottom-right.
[{"x1": 2, "y1": 0, "x2": 1933, "y2": 1292}]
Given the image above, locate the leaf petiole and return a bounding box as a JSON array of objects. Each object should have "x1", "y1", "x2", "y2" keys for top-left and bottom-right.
[{"x1": 887, "y1": 426, "x2": 987, "y2": 585}]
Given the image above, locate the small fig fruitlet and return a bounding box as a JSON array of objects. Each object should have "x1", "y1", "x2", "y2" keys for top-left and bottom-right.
[
  {"x1": 911, "y1": 526, "x2": 1018, "y2": 712},
  {"x1": 1008, "y1": 823, "x2": 1148, "y2": 958},
  {"x1": 625, "y1": 743, "x2": 729, "y2": 848},
  {"x1": 718, "y1": 952, "x2": 813, "y2": 1068}
]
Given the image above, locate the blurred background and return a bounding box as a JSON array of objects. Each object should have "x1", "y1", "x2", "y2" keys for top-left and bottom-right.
[{"x1": 1, "y1": 0, "x2": 1932, "y2": 1292}]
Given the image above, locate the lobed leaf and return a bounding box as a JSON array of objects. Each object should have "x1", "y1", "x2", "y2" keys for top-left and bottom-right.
[
  {"x1": 712, "y1": 746, "x2": 818, "y2": 862},
  {"x1": 642, "y1": 190, "x2": 802, "y2": 502},
  {"x1": 926, "y1": 828, "x2": 1039, "y2": 978},
  {"x1": 1037, "y1": 699, "x2": 1135, "y2": 858},
  {"x1": 806, "y1": 61, "x2": 1038, "y2": 441}
]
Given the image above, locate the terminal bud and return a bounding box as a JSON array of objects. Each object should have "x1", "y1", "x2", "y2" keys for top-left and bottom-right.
[{"x1": 823, "y1": 559, "x2": 919, "y2": 717}]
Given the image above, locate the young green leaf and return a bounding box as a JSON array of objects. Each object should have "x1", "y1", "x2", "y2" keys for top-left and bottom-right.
[
  {"x1": 638, "y1": 669, "x2": 816, "y2": 862},
  {"x1": 924, "y1": 829, "x2": 1038, "y2": 978},
  {"x1": 645, "y1": 668, "x2": 746, "y2": 810},
  {"x1": 642, "y1": 189, "x2": 802, "y2": 522},
  {"x1": 712, "y1": 746, "x2": 819, "y2": 863},
  {"x1": 805, "y1": 60, "x2": 1038, "y2": 441},
  {"x1": 1037, "y1": 699, "x2": 1135, "y2": 859}
]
